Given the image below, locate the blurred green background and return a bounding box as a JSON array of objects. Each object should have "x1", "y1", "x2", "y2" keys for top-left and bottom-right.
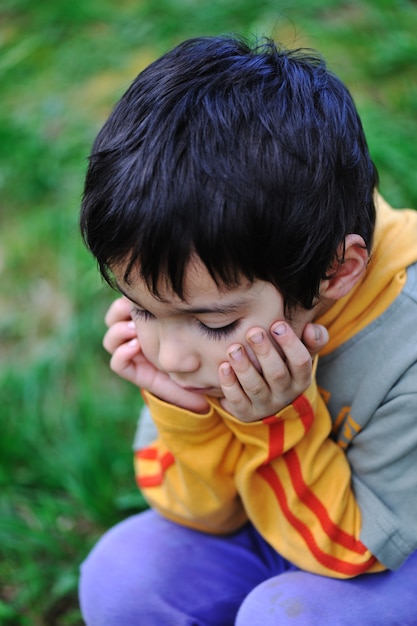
[{"x1": 1, "y1": 0, "x2": 416, "y2": 623}]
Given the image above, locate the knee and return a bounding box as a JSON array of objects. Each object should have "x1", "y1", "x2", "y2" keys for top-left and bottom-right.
[
  {"x1": 236, "y1": 574, "x2": 302, "y2": 625},
  {"x1": 79, "y1": 511, "x2": 160, "y2": 625},
  {"x1": 236, "y1": 565, "x2": 417, "y2": 625},
  {"x1": 236, "y1": 571, "x2": 342, "y2": 626}
]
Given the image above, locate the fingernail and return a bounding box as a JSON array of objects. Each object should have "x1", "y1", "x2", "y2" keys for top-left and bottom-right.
[
  {"x1": 229, "y1": 346, "x2": 244, "y2": 361},
  {"x1": 128, "y1": 338, "x2": 138, "y2": 347},
  {"x1": 272, "y1": 323, "x2": 287, "y2": 336},
  {"x1": 128, "y1": 321, "x2": 136, "y2": 329},
  {"x1": 313, "y1": 325, "x2": 321, "y2": 342},
  {"x1": 220, "y1": 363, "x2": 232, "y2": 376},
  {"x1": 248, "y1": 331, "x2": 264, "y2": 344}
]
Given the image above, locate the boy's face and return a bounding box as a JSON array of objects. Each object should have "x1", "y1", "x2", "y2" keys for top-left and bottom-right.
[{"x1": 114, "y1": 257, "x2": 318, "y2": 399}]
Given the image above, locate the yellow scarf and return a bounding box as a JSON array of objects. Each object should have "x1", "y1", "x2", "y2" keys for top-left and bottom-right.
[{"x1": 317, "y1": 193, "x2": 417, "y2": 355}]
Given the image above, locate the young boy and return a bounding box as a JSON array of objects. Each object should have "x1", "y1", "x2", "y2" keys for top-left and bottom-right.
[{"x1": 79, "y1": 35, "x2": 417, "y2": 624}]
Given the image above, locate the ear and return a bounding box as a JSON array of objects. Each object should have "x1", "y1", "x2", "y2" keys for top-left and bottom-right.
[{"x1": 320, "y1": 234, "x2": 369, "y2": 301}]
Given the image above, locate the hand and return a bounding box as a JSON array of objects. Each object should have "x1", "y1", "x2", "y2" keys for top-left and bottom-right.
[
  {"x1": 301, "y1": 322, "x2": 329, "y2": 359},
  {"x1": 218, "y1": 321, "x2": 328, "y2": 422},
  {"x1": 103, "y1": 297, "x2": 210, "y2": 413}
]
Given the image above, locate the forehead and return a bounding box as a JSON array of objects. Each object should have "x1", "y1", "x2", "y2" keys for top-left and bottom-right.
[{"x1": 114, "y1": 256, "x2": 255, "y2": 310}]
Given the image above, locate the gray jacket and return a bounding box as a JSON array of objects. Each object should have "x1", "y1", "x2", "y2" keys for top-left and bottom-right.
[{"x1": 317, "y1": 261, "x2": 417, "y2": 569}]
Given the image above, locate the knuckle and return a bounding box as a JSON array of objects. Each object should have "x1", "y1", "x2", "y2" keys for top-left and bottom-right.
[
  {"x1": 102, "y1": 335, "x2": 113, "y2": 353},
  {"x1": 109, "y1": 354, "x2": 119, "y2": 372},
  {"x1": 296, "y1": 353, "x2": 312, "y2": 369},
  {"x1": 229, "y1": 394, "x2": 245, "y2": 407},
  {"x1": 251, "y1": 342, "x2": 272, "y2": 358},
  {"x1": 246, "y1": 381, "x2": 265, "y2": 396},
  {"x1": 270, "y1": 367, "x2": 289, "y2": 384}
]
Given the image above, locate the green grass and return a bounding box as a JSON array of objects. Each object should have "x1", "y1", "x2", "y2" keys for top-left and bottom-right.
[{"x1": 1, "y1": 0, "x2": 416, "y2": 623}]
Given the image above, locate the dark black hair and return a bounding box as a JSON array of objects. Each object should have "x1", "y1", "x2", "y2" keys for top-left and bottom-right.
[{"x1": 80, "y1": 34, "x2": 378, "y2": 313}]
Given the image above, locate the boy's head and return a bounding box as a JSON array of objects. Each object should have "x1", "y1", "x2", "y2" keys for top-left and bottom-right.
[{"x1": 80, "y1": 35, "x2": 377, "y2": 314}]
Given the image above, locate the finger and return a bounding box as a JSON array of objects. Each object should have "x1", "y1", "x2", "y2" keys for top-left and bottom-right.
[
  {"x1": 103, "y1": 319, "x2": 137, "y2": 354},
  {"x1": 218, "y1": 361, "x2": 251, "y2": 416},
  {"x1": 270, "y1": 323, "x2": 312, "y2": 386},
  {"x1": 302, "y1": 323, "x2": 329, "y2": 357},
  {"x1": 227, "y1": 344, "x2": 272, "y2": 402},
  {"x1": 104, "y1": 296, "x2": 132, "y2": 327},
  {"x1": 246, "y1": 328, "x2": 290, "y2": 389},
  {"x1": 109, "y1": 338, "x2": 142, "y2": 384}
]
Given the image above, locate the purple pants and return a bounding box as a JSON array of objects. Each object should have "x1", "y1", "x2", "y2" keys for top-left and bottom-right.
[{"x1": 79, "y1": 510, "x2": 417, "y2": 625}]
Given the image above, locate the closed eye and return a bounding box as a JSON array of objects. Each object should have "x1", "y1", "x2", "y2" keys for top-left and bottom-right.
[
  {"x1": 197, "y1": 320, "x2": 240, "y2": 340},
  {"x1": 131, "y1": 305, "x2": 240, "y2": 340},
  {"x1": 131, "y1": 306, "x2": 154, "y2": 321}
]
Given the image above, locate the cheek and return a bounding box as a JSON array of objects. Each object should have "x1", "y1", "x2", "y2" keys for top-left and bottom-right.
[
  {"x1": 290, "y1": 313, "x2": 315, "y2": 340},
  {"x1": 134, "y1": 323, "x2": 159, "y2": 364},
  {"x1": 201, "y1": 341, "x2": 229, "y2": 369},
  {"x1": 212, "y1": 329, "x2": 263, "y2": 372}
]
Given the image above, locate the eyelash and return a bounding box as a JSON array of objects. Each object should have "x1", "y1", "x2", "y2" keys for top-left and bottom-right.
[
  {"x1": 198, "y1": 320, "x2": 240, "y2": 340},
  {"x1": 131, "y1": 307, "x2": 153, "y2": 322},
  {"x1": 130, "y1": 307, "x2": 239, "y2": 341}
]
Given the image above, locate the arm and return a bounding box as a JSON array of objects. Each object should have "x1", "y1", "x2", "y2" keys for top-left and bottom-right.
[
  {"x1": 135, "y1": 391, "x2": 246, "y2": 533},
  {"x1": 216, "y1": 375, "x2": 383, "y2": 577},
  {"x1": 347, "y1": 362, "x2": 417, "y2": 570},
  {"x1": 212, "y1": 325, "x2": 383, "y2": 577},
  {"x1": 103, "y1": 297, "x2": 245, "y2": 531}
]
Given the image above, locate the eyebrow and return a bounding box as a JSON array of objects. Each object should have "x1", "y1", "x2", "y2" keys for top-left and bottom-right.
[{"x1": 115, "y1": 282, "x2": 252, "y2": 315}]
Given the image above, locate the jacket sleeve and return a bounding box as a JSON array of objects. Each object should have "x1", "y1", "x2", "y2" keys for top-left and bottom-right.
[
  {"x1": 135, "y1": 373, "x2": 384, "y2": 577},
  {"x1": 134, "y1": 390, "x2": 247, "y2": 533},
  {"x1": 316, "y1": 263, "x2": 417, "y2": 572},
  {"x1": 345, "y1": 359, "x2": 417, "y2": 570},
  {"x1": 215, "y1": 368, "x2": 385, "y2": 578}
]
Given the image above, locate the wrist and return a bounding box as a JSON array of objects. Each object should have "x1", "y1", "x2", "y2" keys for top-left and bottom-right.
[{"x1": 142, "y1": 390, "x2": 218, "y2": 431}]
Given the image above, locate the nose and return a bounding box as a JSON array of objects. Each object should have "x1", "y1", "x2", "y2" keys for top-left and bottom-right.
[{"x1": 157, "y1": 330, "x2": 200, "y2": 374}]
